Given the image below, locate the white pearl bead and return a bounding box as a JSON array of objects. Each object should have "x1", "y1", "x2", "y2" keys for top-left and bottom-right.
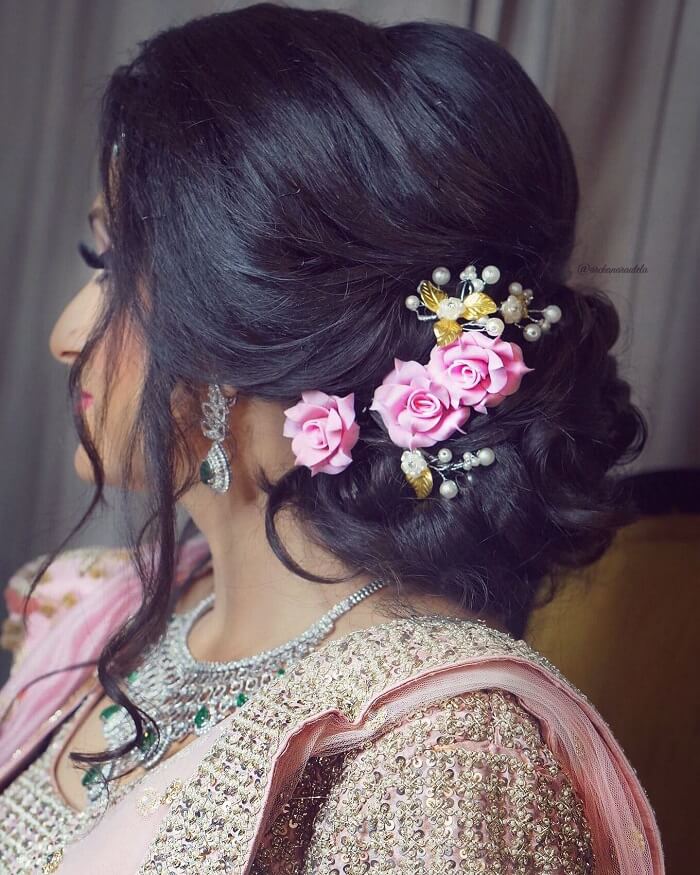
[
  {"x1": 477, "y1": 316, "x2": 488, "y2": 325},
  {"x1": 432, "y1": 266, "x2": 451, "y2": 286},
  {"x1": 540, "y1": 320, "x2": 551, "y2": 332},
  {"x1": 481, "y1": 265, "x2": 500, "y2": 285},
  {"x1": 508, "y1": 282, "x2": 523, "y2": 294},
  {"x1": 437, "y1": 447, "x2": 453, "y2": 463},
  {"x1": 543, "y1": 304, "x2": 562, "y2": 323},
  {"x1": 501, "y1": 297, "x2": 523, "y2": 324},
  {"x1": 405, "y1": 294, "x2": 420, "y2": 311},
  {"x1": 471, "y1": 277, "x2": 485, "y2": 292},
  {"x1": 401, "y1": 449, "x2": 428, "y2": 476},
  {"x1": 476, "y1": 447, "x2": 495, "y2": 466},
  {"x1": 485, "y1": 317, "x2": 505, "y2": 337},
  {"x1": 523, "y1": 323, "x2": 542, "y2": 342},
  {"x1": 439, "y1": 479, "x2": 459, "y2": 499},
  {"x1": 462, "y1": 265, "x2": 477, "y2": 280},
  {"x1": 437, "y1": 297, "x2": 465, "y2": 320}
]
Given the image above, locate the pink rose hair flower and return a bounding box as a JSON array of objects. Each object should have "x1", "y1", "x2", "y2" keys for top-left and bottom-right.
[
  {"x1": 369, "y1": 359, "x2": 471, "y2": 450},
  {"x1": 426, "y1": 330, "x2": 533, "y2": 413},
  {"x1": 283, "y1": 390, "x2": 360, "y2": 476}
]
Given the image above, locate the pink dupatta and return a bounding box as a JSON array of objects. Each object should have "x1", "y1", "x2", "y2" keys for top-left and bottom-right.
[{"x1": 0, "y1": 534, "x2": 211, "y2": 780}]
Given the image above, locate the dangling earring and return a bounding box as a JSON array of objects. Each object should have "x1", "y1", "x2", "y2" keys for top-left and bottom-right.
[{"x1": 199, "y1": 383, "x2": 237, "y2": 494}]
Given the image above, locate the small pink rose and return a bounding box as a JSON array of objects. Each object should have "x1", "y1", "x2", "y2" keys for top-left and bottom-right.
[
  {"x1": 369, "y1": 358, "x2": 471, "y2": 450},
  {"x1": 426, "y1": 330, "x2": 533, "y2": 413},
  {"x1": 283, "y1": 390, "x2": 360, "y2": 476}
]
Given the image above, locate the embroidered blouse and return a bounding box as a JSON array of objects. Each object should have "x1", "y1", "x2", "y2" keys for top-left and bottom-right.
[{"x1": 0, "y1": 544, "x2": 663, "y2": 873}]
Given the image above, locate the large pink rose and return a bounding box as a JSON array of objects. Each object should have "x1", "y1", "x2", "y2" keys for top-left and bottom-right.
[
  {"x1": 426, "y1": 330, "x2": 533, "y2": 414},
  {"x1": 369, "y1": 359, "x2": 471, "y2": 450},
  {"x1": 283, "y1": 390, "x2": 360, "y2": 476}
]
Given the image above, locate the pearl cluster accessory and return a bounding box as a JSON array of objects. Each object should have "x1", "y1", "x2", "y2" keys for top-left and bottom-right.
[
  {"x1": 404, "y1": 264, "x2": 562, "y2": 346},
  {"x1": 401, "y1": 445, "x2": 496, "y2": 500}
]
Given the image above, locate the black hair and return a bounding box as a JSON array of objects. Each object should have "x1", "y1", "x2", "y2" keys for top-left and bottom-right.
[{"x1": 17, "y1": 3, "x2": 646, "y2": 789}]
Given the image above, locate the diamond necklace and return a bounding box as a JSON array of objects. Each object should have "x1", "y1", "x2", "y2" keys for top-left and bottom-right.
[{"x1": 81, "y1": 576, "x2": 388, "y2": 807}]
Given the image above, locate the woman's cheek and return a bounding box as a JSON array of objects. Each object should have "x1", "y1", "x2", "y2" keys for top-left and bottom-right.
[
  {"x1": 73, "y1": 442, "x2": 95, "y2": 483},
  {"x1": 75, "y1": 341, "x2": 148, "y2": 489}
]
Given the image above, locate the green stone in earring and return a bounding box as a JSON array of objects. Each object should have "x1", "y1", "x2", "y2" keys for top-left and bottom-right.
[{"x1": 199, "y1": 459, "x2": 213, "y2": 484}]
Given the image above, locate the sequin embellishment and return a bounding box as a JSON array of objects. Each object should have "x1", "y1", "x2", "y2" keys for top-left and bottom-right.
[{"x1": 137, "y1": 617, "x2": 602, "y2": 874}]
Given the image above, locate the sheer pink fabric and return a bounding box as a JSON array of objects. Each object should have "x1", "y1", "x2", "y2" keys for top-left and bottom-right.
[{"x1": 0, "y1": 534, "x2": 210, "y2": 777}]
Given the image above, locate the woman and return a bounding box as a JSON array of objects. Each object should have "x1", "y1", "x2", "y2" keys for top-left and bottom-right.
[{"x1": 0, "y1": 4, "x2": 663, "y2": 873}]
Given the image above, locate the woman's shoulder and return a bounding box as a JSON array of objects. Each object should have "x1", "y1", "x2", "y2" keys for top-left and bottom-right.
[
  {"x1": 288, "y1": 618, "x2": 597, "y2": 870},
  {"x1": 281, "y1": 613, "x2": 581, "y2": 718},
  {"x1": 287, "y1": 687, "x2": 596, "y2": 873}
]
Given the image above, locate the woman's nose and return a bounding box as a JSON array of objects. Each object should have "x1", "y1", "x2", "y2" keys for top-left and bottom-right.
[{"x1": 49, "y1": 279, "x2": 102, "y2": 365}]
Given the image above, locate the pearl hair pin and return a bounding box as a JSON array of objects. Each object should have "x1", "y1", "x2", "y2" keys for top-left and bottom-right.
[
  {"x1": 401, "y1": 445, "x2": 496, "y2": 500},
  {"x1": 404, "y1": 263, "x2": 562, "y2": 346}
]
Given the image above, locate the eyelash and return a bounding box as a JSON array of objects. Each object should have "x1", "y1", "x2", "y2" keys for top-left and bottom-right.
[{"x1": 78, "y1": 241, "x2": 111, "y2": 280}]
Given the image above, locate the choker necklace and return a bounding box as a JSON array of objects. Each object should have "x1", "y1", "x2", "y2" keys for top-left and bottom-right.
[{"x1": 82, "y1": 576, "x2": 388, "y2": 807}]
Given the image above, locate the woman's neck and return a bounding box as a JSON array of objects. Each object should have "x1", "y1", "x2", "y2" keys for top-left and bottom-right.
[{"x1": 179, "y1": 482, "x2": 508, "y2": 665}]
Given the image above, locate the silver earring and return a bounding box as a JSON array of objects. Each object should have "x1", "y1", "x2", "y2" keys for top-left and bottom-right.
[{"x1": 199, "y1": 383, "x2": 237, "y2": 493}]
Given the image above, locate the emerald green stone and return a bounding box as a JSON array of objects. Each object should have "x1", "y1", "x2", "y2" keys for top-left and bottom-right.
[
  {"x1": 199, "y1": 459, "x2": 213, "y2": 484},
  {"x1": 81, "y1": 767, "x2": 101, "y2": 787},
  {"x1": 276, "y1": 668, "x2": 285, "y2": 675},
  {"x1": 139, "y1": 728, "x2": 156, "y2": 752},
  {"x1": 99, "y1": 704, "x2": 122, "y2": 722},
  {"x1": 194, "y1": 705, "x2": 210, "y2": 729},
  {"x1": 236, "y1": 692, "x2": 247, "y2": 707},
  {"x1": 127, "y1": 670, "x2": 138, "y2": 682}
]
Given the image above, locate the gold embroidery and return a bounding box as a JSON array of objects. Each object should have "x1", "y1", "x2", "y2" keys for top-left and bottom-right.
[
  {"x1": 254, "y1": 689, "x2": 595, "y2": 874},
  {"x1": 41, "y1": 849, "x2": 63, "y2": 873},
  {"x1": 631, "y1": 828, "x2": 646, "y2": 851},
  {"x1": 161, "y1": 779, "x2": 184, "y2": 806},
  {"x1": 37, "y1": 603, "x2": 57, "y2": 618},
  {"x1": 136, "y1": 787, "x2": 162, "y2": 816},
  {"x1": 137, "y1": 617, "x2": 601, "y2": 874},
  {"x1": 136, "y1": 779, "x2": 185, "y2": 817}
]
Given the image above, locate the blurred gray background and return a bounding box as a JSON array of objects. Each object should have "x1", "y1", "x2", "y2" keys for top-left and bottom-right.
[{"x1": 0, "y1": 0, "x2": 698, "y2": 654}]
